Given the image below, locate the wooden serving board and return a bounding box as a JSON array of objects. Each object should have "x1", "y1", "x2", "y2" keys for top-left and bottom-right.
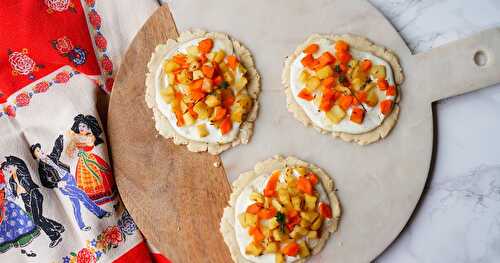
[{"x1": 107, "y1": 1, "x2": 500, "y2": 262}]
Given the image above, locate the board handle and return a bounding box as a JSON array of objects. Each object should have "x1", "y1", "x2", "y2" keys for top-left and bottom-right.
[{"x1": 415, "y1": 28, "x2": 500, "y2": 102}]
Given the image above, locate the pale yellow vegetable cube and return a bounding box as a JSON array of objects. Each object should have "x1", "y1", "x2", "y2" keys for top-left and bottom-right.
[
  {"x1": 205, "y1": 95, "x2": 221, "y2": 108},
  {"x1": 192, "y1": 70, "x2": 204, "y2": 80},
  {"x1": 193, "y1": 101, "x2": 209, "y2": 120},
  {"x1": 299, "y1": 218, "x2": 312, "y2": 228},
  {"x1": 291, "y1": 196, "x2": 302, "y2": 211},
  {"x1": 364, "y1": 82, "x2": 376, "y2": 93},
  {"x1": 307, "y1": 230, "x2": 318, "y2": 239},
  {"x1": 304, "y1": 194, "x2": 317, "y2": 211},
  {"x1": 180, "y1": 101, "x2": 189, "y2": 113},
  {"x1": 186, "y1": 45, "x2": 200, "y2": 57},
  {"x1": 298, "y1": 70, "x2": 310, "y2": 83},
  {"x1": 214, "y1": 50, "x2": 226, "y2": 63},
  {"x1": 290, "y1": 226, "x2": 308, "y2": 239},
  {"x1": 366, "y1": 88, "x2": 379, "y2": 107},
  {"x1": 202, "y1": 78, "x2": 213, "y2": 93},
  {"x1": 310, "y1": 217, "x2": 323, "y2": 231},
  {"x1": 177, "y1": 70, "x2": 191, "y2": 84},
  {"x1": 275, "y1": 253, "x2": 285, "y2": 263},
  {"x1": 206, "y1": 52, "x2": 216, "y2": 61},
  {"x1": 237, "y1": 64, "x2": 248, "y2": 75},
  {"x1": 223, "y1": 71, "x2": 234, "y2": 85},
  {"x1": 250, "y1": 192, "x2": 264, "y2": 203},
  {"x1": 233, "y1": 76, "x2": 248, "y2": 92},
  {"x1": 315, "y1": 65, "x2": 333, "y2": 80},
  {"x1": 183, "y1": 112, "x2": 195, "y2": 126},
  {"x1": 272, "y1": 229, "x2": 286, "y2": 241},
  {"x1": 167, "y1": 72, "x2": 175, "y2": 85},
  {"x1": 238, "y1": 213, "x2": 248, "y2": 227},
  {"x1": 264, "y1": 197, "x2": 272, "y2": 209},
  {"x1": 163, "y1": 60, "x2": 180, "y2": 73},
  {"x1": 236, "y1": 94, "x2": 252, "y2": 112},
  {"x1": 370, "y1": 65, "x2": 386, "y2": 79},
  {"x1": 246, "y1": 213, "x2": 258, "y2": 227},
  {"x1": 245, "y1": 242, "x2": 263, "y2": 256},
  {"x1": 188, "y1": 61, "x2": 201, "y2": 72},
  {"x1": 306, "y1": 76, "x2": 321, "y2": 90},
  {"x1": 351, "y1": 78, "x2": 364, "y2": 91},
  {"x1": 298, "y1": 240, "x2": 310, "y2": 258},
  {"x1": 278, "y1": 188, "x2": 292, "y2": 208},
  {"x1": 300, "y1": 211, "x2": 319, "y2": 223},
  {"x1": 197, "y1": 124, "x2": 208, "y2": 137},
  {"x1": 271, "y1": 199, "x2": 284, "y2": 212},
  {"x1": 264, "y1": 242, "x2": 279, "y2": 253},
  {"x1": 231, "y1": 108, "x2": 244, "y2": 123},
  {"x1": 325, "y1": 105, "x2": 346, "y2": 124},
  {"x1": 267, "y1": 217, "x2": 280, "y2": 230},
  {"x1": 219, "y1": 62, "x2": 229, "y2": 73}
]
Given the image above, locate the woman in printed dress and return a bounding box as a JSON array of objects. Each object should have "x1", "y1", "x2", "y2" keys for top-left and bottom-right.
[
  {"x1": 66, "y1": 114, "x2": 115, "y2": 205},
  {"x1": 0, "y1": 170, "x2": 40, "y2": 254}
]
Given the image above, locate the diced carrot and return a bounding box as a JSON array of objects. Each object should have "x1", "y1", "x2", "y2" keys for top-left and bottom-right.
[
  {"x1": 286, "y1": 209, "x2": 299, "y2": 219},
  {"x1": 174, "y1": 91, "x2": 183, "y2": 101},
  {"x1": 222, "y1": 92, "x2": 235, "y2": 108},
  {"x1": 286, "y1": 213, "x2": 301, "y2": 231},
  {"x1": 190, "y1": 89, "x2": 206, "y2": 102},
  {"x1": 377, "y1": 78, "x2": 389, "y2": 91},
  {"x1": 300, "y1": 54, "x2": 314, "y2": 68},
  {"x1": 174, "y1": 108, "x2": 184, "y2": 127},
  {"x1": 303, "y1": 43, "x2": 319, "y2": 54},
  {"x1": 249, "y1": 226, "x2": 265, "y2": 243},
  {"x1": 282, "y1": 242, "x2": 300, "y2": 257},
  {"x1": 173, "y1": 54, "x2": 187, "y2": 65},
  {"x1": 335, "y1": 40, "x2": 350, "y2": 53},
  {"x1": 264, "y1": 170, "x2": 280, "y2": 197},
  {"x1": 199, "y1": 53, "x2": 208, "y2": 64},
  {"x1": 360, "y1": 59, "x2": 372, "y2": 71},
  {"x1": 227, "y1": 55, "x2": 239, "y2": 69},
  {"x1": 297, "y1": 176, "x2": 313, "y2": 195},
  {"x1": 246, "y1": 203, "x2": 263, "y2": 214},
  {"x1": 351, "y1": 96, "x2": 360, "y2": 106},
  {"x1": 201, "y1": 65, "x2": 215, "y2": 78},
  {"x1": 322, "y1": 87, "x2": 335, "y2": 100},
  {"x1": 258, "y1": 207, "x2": 277, "y2": 220},
  {"x1": 355, "y1": 91, "x2": 367, "y2": 103},
  {"x1": 298, "y1": 88, "x2": 314, "y2": 101},
  {"x1": 307, "y1": 172, "x2": 319, "y2": 185},
  {"x1": 188, "y1": 107, "x2": 198, "y2": 119},
  {"x1": 339, "y1": 64, "x2": 348, "y2": 74},
  {"x1": 320, "y1": 95, "x2": 333, "y2": 112},
  {"x1": 321, "y1": 76, "x2": 336, "y2": 88},
  {"x1": 318, "y1": 51, "x2": 335, "y2": 66},
  {"x1": 189, "y1": 79, "x2": 203, "y2": 91},
  {"x1": 212, "y1": 106, "x2": 227, "y2": 121},
  {"x1": 380, "y1": 99, "x2": 393, "y2": 115},
  {"x1": 220, "y1": 116, "x2": 232, "y2": 135},
  {"x1": 198, "y1": 38, "x2": 213, "y2": 54},
  {"x1": 213, "y1": 75, "x2": 223, "y2": 86},
  {"x1": 350, "y1": 107, "x2": 365, "y2": 124},
  {"x1": 386, "y1": 85, "x2": 397, "y2": 96},
  {"x1": 318, "y1": 202, "x2": 333, "y2": 219},
  {"x1": 336, "y1": 51, "x2": 352, "y2": 64},
  {"x1": 337, "y1": 95, "x2": 353, "y2": 111}
]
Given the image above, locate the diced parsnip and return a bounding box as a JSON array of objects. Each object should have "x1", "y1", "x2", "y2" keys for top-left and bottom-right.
[
  {"x1": 264, "y1": 197, "x2": 272, "y2": 209},
  {"x1": 293, "y1": 167, "x2": 307, "y2": 177},
  {"x1": 183, "y1": 112, "x2": 195, "y2": 126},
  {"x1": 180, "y1": 101, "x2": 189, "y2": 113},
  {"x1": 290, "y1": 226, "x2": 308, "y2": 239},
  {"x1": 236, "y1": 94, "x2": 252, "y2": 112},
  {"x1": 245, "y1": 213, "x2": 258, "y2": 227},
  {"x1": 161, "y1": 94, "x2": 175, "y2": 103},
  {"x1": 188, "y1": 61, "x2": 201, "y2": 72},
  {"x1": 206, "y1": 52, "x2": 216, "y2": 61},
  {"x1": 238, "y1": 213, "x2": 248, "y2": 227},
  {"x1": 306, "y1": 76, "x2": 321, "y2": 90},
  {"x1": 193, "y1": 101, "x2": 209, "y2": 119},
  {"x1": 177, "y1": 70, "x2": 191, "y2": 84},
  {"x1": 197, "y1": 124, "x2": 208, "y2": 137},
  {"x1": 363, "y1": 82, "x2": 376, "y2": 92},
  {"x1": 310, "y1": 217, "x2": 323, "y2": 231},
  {"x1": 223, "y1": 71, "x2": 234, "y2": 85},
  {"x1": 325, "y1": 105, "x2": 346, "y2": 124},
  {"x1": 202, "y1": 78, "x2": 213, "y2": 93},
  {"x1": 261, "y1": 225, "x2": 271, "y2": 238},
  {"x1": 304, "y1": 194, "x2": 317, "y2": 211},
  {"x1": 214, "y1": 50, "x2": 226, "y2": 63},
  {"x1": 160, "y1": 86, "x2": 175, "y2": 102},
  {"x1": 298, "y1": 240, "x2": 310, "y2": 258},
  {"x1": 271, "y1": 199, "x2": 284, "y2": 212},
  {"x1": 300, "y1": 211, "x2": 319, "y2": 223},
  {"x1": 219, "y1": 62, "x2": 229, "y2": 73},
  {"x1": 237, "y1": 64, "x2": 248, "y2": 75},
  {"x1": 233, "y1": 76, "x2": 248, "y2": 92},
  {"x1": 167, "y1": 72, "x2": 175, "y2": 85},
  {"x1": 250, "y1": 192, "x2": 264, "y2": 203},
  {"x1": 351, "y1": 78, "x2": 364, "y2": 91},
  {"x1": 231, "y1": 108, "x2": 244, "y2": 123},
  {"x1": 315, "y1": 65, "x2": 333, "y2": 79},
  {"x1": 182, "y1": 94, "x2": 193, "y2": 104},
  {"x1": 186, "y1": 45, "x2": 200, "y2": 57},
  {"x1": 277, "y1": 188, "x2": 292, "y2": 209},
  {"x1": 275, "y1": 253, "x2": 285, "y2": 263},
  {"x1": 366, "y1": 88, "x2": 379, "y2": 107},
  {"x1": 245, "y1": 242, "x2": 263, "y2": 256},
  {"x1": 348, "y1": 59, "x2": 359, "y2": 69},
  {"x1": 163, "y1": 60, "x2": 180, "y2": 72},
  {"x1": 299, "y1": 70, "x2": 310, "y2": 83},
  {"x1": 267, "y1": 217, "x2": 280, "y2": 230},
  {"x1": 299, "y1": 218, "x2": 312, "y2": 228},
  {"x1": 205, "y1": 95, "x2": 221, "y2": 107},
  {"x1": 286, "y1": 173, "x2": 298, "y2": 188},
  {"x1": 307, "y1": 230, "x2": 318, "y2": 239},
  {"x1": 370, "y1": 65, "x2": 386, "y2": 79},
  {"x1": 264, "y1": 242, "x2": 279, "y2": 253},
  {"x1": 291, "y1": 196, "x2": 302, "y2": 211},
  {"x1": 192, "y1": 70, "x2": 204, "y2": 80},
  {"x1": 272, "y1": 229, "x2": 286, "y2": 241},
  {"x1": 334, "y1": 85, "x2": 351, "y2": 94},
  {"x1": 350, "y1": 65, "x2": 369, "y2": 83}
]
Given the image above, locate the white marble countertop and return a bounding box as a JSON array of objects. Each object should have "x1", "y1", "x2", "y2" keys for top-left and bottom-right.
[{"x1": 369, "y1": 0, "x2": 500, "y2": 262}]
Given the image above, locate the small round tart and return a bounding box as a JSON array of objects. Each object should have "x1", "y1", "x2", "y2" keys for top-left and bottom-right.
[
  {"x1": 146, "y1": 30, "x2": 260, "y2": 154},
  {"x1": 220, "y1": 156, "x2": 341, "y2": 263},
  {"x1": 282, "y1": 34, "x2": 404, "y2": 145}
]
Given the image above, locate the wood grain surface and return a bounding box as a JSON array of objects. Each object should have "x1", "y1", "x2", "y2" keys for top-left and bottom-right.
[{"x1": 107, "y1": 6, "x2": 232, "y2": 262}]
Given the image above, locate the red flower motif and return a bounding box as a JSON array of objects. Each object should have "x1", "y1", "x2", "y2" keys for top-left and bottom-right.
[
  {"x1": 94, "y1": 34, "x2": 107, "y2": 51},
  {"x1": 105, "y1": 78, "x2": 114, "y2": 91},
  {"x1": 55, "y1": 71, "x2": 70, "y2": 83},
  {"x1": 101, "y1": 56, "x2": 113, "y2": 73},
  {"x1": 15, "y1": 93, "x2": 30, "y2": 107},
  {"x1": 33, "y1": 81, "x2": 50, "y2": 93},
  {"x1": 76, "y1": 248, "x2": 96, "y2": 263},
  {"x1": 89, "y1": 10, "x2": 101, "y2": 29},
  {"x1": 85, "y1": 0, "x2": 95, "y2": 6},
  {"x1": 45, "y1": 0, "x2": 70, "y2": 12},
  {"x1": 103, "y1": 226, "x2": 122, "y2": 246},
  {"x1": 54, "y1": 36, "x2": 74, "y2": 54},
  {"x1": 4, "y1": 105, "x2": 15, "y2": 118},
  {"x1": 9, "y1": 51, "x2": 36, "y2": 76}
]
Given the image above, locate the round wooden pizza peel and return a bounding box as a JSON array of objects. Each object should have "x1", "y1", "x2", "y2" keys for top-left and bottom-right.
[{"x1": 107, "y1": 1, "x2": 500, "y2": 262}]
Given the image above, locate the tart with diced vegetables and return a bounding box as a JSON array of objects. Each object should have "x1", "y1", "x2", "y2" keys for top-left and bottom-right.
[
  {"x1": 146, "y1": 30, "x2": 260, "y2": 154},
  {"x1": 220, "y1": 156, "x2": 341, "y2": 263},
  {"x1": 282, "y1": 34, "x2": 404, "y2": 145}
]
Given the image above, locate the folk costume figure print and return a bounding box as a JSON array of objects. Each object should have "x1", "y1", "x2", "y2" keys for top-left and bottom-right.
[
  {"x1": 51, "y1": 36, "x2": 88, "y2": 66},
  {"x1": 8, "y1": 49, "x2": 44, "y2": 80},
  {"x1": 31, "y1": 135, "x2": 111, "y2": 232},
  {"x1": 66, "y1": 114, "x2": 115, "y2": 205},
  {"x1": 0, "y1": 169, "x2": 40, "y2": 256},
  {"x1": 0, "y1": 156, "x2": 65, "y2": 248}
]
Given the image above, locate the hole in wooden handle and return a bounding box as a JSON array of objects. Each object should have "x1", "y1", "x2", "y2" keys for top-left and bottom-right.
[{"x1": 474, "y1": 50, "x2": 487, "y2": 67}]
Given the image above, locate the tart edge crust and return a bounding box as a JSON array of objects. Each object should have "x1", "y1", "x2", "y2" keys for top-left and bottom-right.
[
  {"x1": 282, "y1": 34, "x2": 404, "y2": 145},
  {"x1": 145, "y1": 29, "x2": 261, "y2": 155},
  {"x1": 220, "y1": 155, "x2": 341, "y2": 263}
]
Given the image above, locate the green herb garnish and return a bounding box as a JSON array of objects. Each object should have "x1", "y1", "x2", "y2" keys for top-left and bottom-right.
[
  {"x1": 334, "y1": 64, "x2": 342, "y2": 73},
  {"x1": 276, "y1": 212, "x2": 286, "y2": 233},
  {"x1": 219, "y1": 81, "x2": 229, "y2": 89}
]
